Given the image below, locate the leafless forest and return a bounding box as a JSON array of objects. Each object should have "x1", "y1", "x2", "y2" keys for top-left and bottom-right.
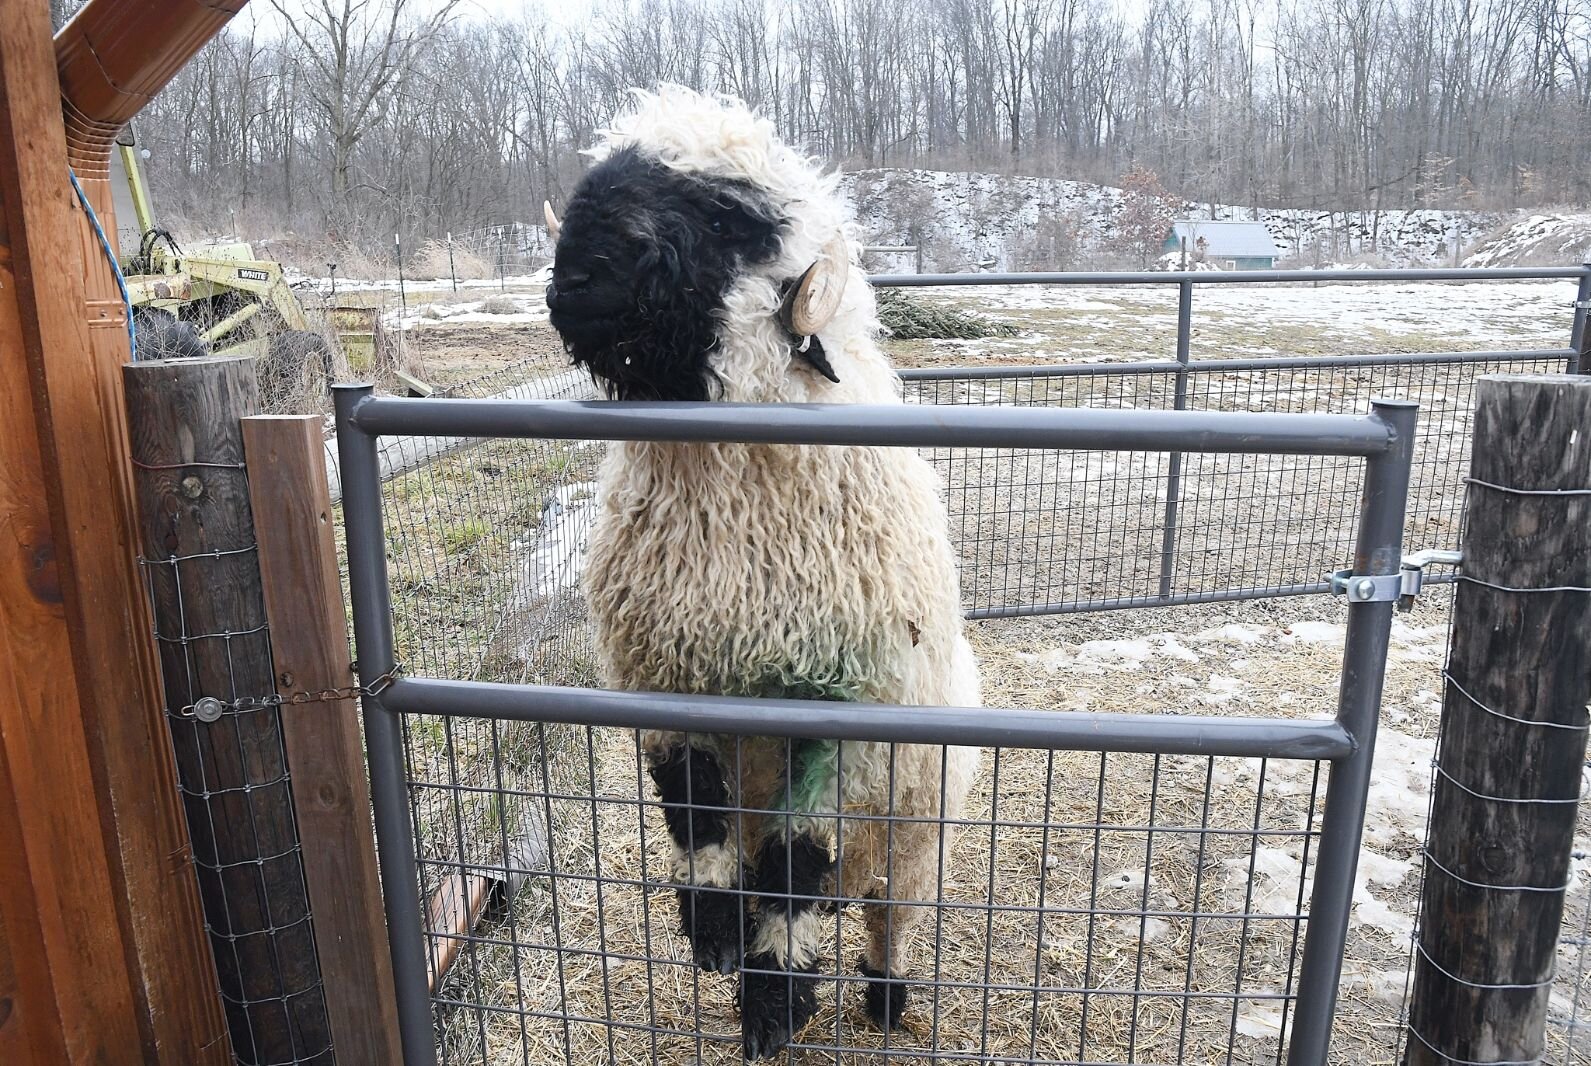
[{"x1": 75, "y1": 0, "x2": 1591, "y2": 251}]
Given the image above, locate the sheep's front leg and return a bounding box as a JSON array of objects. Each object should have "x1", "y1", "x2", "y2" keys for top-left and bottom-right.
[
  {"x1": 646, "y1": 738, "x2": 745, "y2": 975},
  {"x1": 740, "y1": 740, "x2": 837, "y2": 1060}
]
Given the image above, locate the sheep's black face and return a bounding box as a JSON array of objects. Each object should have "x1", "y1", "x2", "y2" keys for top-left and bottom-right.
[{"x1": 546, "y1": 147, "x2": 784, "y2": 401}]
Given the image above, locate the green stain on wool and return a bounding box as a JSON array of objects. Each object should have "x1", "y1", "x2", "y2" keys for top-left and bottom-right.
[
  {"x1": 724, "y1": 665, "x2": 865, "y2": 814},
  {"x1": 787, "y1": 739, "x2": 840, "y2": 813}
]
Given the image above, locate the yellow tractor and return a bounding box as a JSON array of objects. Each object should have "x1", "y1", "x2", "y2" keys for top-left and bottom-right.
[{"x1": 110, "y1": 126, "x2": 387, "y2": 408}]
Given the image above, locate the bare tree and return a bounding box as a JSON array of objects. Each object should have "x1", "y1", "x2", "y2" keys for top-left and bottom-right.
[
  {"x1": 269, "y1": 0, "x2": 462, "y2": 225},
  {"x1": 133, "y1": 0, "x2": 1591, "y2": 253}
]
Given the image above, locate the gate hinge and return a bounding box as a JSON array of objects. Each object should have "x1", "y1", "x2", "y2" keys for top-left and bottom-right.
[
  {"x1": 1330, "y1": 549, "x2": 1463, "y2": 610},
  {"x1": 1397, "y1": 549, "x2": 1462, "y2": 611},
  {"x1": 1329, "y1": 570, "x2": 1401, "y2": 603}
]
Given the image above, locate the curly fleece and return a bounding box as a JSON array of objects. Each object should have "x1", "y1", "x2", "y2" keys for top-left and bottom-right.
[{"x1": 581, "y1": 86, "x2": 982, "y2": 981}]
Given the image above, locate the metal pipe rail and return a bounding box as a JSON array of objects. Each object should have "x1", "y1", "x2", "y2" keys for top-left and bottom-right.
[
  {"x1": 346, "y1": 395, "x2": 1397, "y2": 457},
  {"x1": 872, "y1": 264, "x2": 1591, "y2": 286},
  {"x1": 382, "y1": 677, "x2": 1356, "y2": 760},
  {"x1": 335, "y1": 385, "x2": 1418, "y2": 1066}
]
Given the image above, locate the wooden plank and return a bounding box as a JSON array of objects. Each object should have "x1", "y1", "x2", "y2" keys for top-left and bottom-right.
[
  {"x1": 1404, "y1": 374, "x2": 1591, "y2": 1065},
  {"x1": 0, "y1": 2, "x2": 223, "y2": 1061},
  {"x1": 424, "y1": 874, "x2": 494, "y2": 993},
  {"x1": 243, "y1": 414, "x2": 404, "y2": 1063},
  {"x1": 124, "y1": 357, "x2": 333, "y2": 1065},
  {"x1": 0, "y1": 665, "x2": 71, "y2": 1066}
]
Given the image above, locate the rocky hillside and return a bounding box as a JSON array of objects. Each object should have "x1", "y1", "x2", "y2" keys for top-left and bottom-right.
[
  {"x1": 1461, "y1": 213, "x2": 1591, "y2": 267},
  {"x1": 841, "y1": 168, "x2": 1513, "y2": 272}
]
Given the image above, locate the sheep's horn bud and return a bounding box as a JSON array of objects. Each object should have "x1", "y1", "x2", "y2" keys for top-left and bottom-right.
[
  {"x1": 779, "y1": 236, "x2": 849, "y2": 338},
  {"x1": 543, "y1": 200, "x2": 562, "y2": 240}
]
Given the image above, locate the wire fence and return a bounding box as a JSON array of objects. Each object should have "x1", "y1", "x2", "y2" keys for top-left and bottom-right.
[
  {"x1": 901, "y1": 350, "x2": 1569, "y2": 615},
  {"x1": 139, "y1": 511, "x2": 334, "y2": 1065},
  {"x1": 414, "y1": 739, "x2": 1328, "y2": 1065},
  {"x1": 350, "y1": 269, "x2": 1590, "y2": 1065}
]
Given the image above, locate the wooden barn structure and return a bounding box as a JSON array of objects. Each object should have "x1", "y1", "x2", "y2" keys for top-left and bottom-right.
[{"x1": 0, "y1": 2, "x2": 247, "y2": 1061}]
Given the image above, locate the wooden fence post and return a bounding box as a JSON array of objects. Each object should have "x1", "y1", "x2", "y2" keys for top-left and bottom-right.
[
  {"x1": 124, "y1": 356, "x2": 333, "y2": 1065},
  {"x1": 1405, "y1": 374, "x2": 1591, "y2": 1064},
  {"x1": 242, "y1": 414, "x2": 403, "y2": 1062}
]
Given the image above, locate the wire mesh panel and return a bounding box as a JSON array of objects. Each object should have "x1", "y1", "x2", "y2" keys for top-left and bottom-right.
[
  {"x1": 376, "y1": 363, "x2": 600, "y2": 686},
  {"x1": 147, "y1": 549, "x2": 334, "y2": 1065},
  {"x1": 410, "y1": 738, "x2": 1326, "y2": 1065},
  {"x1": 367, "y1": 361, "x2": 603, "y2": 1061},
  {"x1": 902, "y1": 353, "x2": 1567, "y2": 615}
]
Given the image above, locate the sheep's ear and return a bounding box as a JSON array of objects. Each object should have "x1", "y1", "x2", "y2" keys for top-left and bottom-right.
[
  {"x1": 543, "y1": 200, "x2": 562, "y2": 241},
  {"x1": 778, "y1": 236, "x2": 848, "y2": 338},
  {"x1": 796, "y1": 335, "x2": 840, "y2": 383}
]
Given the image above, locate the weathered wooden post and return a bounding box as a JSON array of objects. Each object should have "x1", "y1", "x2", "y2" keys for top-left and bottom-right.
[
  {"x1": 1404, "y1": 374, "x2": 1591, "y2": 1065},
  {"x1": 124, "y1": 356, "x2": 333, "y2": 1066},
  {"x1": 243, "y1": 414, "x2": 403, "y2": 1062}
]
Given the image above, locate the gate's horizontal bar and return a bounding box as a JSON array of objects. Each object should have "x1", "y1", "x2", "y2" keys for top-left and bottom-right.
[
  {"x1": 348, "y1": 397, "x2": 1395, "y2": 457},
  {"x1": 900, "y1": 348, "x2": 1576, "y2": 382},
  {"x1": 872, "y1": 266, "x2": 1590, "y2": 286},
  {"x1": 381, "y1": 676, "x2": 1355, "y2": 760}
]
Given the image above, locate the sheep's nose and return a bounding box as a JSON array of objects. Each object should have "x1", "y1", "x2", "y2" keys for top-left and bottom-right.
[{"x1": 557, "y1": 268, "x2": 592, "y2": 290}]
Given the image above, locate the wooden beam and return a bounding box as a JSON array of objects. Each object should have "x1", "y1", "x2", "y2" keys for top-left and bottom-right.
[
  {"x1": 0, "y1": 681, "x2": 70, "y2": 1066},
  {"x1": 1405, "y1": 374, "x2": 1591, "y2": 1064},
  {"x1": 0, "y1": 1, "x2": 227, "y2": 1061},
  {"x1": 243, "y1": 414, "x2": 403, "y2": 1063}
]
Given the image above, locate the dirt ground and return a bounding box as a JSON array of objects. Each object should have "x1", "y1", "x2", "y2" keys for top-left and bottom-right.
[{"x1": 375, "y1": 280, "x2": 1590, "y2": 1066}]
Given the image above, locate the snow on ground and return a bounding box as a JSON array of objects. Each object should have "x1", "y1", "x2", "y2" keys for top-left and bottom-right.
[
  {"x1": 957, "y1": 278, "x2": 1573, "y2": 350},
  {"x1": 1463, "y1": 213, "x2": 1591, "y2": 268}
]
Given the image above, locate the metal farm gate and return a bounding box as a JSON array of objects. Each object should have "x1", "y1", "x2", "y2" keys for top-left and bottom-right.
[{"x1": 335, "y1": 386, "x2": 1419, "y2": 1066}]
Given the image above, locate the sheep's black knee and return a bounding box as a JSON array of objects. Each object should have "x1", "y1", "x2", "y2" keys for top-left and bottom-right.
[
  {"x1": 740, "y1": 832, "x2": 833, "y2": 1058},
  {"x1": 749, "y1": 831, "x2": 833, "y2": 918},
  {"x1": 858, "y1": 958, "x2": 910, "y2": 1030},
  {"x1": 648, "y1": 743, "x2": 744, "y2": 973}
]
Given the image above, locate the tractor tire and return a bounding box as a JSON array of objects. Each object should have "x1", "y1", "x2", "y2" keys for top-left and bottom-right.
[
  {"x1": 263, "y1": 329, "x2": 334, "y2": 413},
  {"x1": 131, "y1": 305, "x2": 209, "y2": 361}
]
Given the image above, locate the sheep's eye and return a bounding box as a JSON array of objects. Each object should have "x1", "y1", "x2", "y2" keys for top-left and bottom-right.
[{"x1": 710, "y1": 217, "x2": 725, "y2": 235}]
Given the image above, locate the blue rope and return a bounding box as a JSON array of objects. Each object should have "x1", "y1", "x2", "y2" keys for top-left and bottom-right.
[{"x1": 68, "y1": 168, "x2": 138, "y2": 360}]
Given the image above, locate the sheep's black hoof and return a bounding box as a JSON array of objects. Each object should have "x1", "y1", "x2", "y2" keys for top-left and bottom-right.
[
  {"x1": 859, "y1": 958, "x2": 909, "y2": 1030},
  {"x1": 676, "y1": 885, "x2": 743, "y2": 975},
  {"x1": 740, "y1": 952, "x2": 818, "y2": 1060}
]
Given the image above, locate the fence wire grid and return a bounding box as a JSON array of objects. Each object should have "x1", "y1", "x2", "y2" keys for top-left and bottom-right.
[
  {"x1": 357, "y1": 271, "x2": 1590, "y2": 1066},
  {"x1": 139, "y1": 506, "x2": 334, "y2": 1065},
  {"x1": 413, "y1": 737, "x2": 1328, "y2": 1065}
]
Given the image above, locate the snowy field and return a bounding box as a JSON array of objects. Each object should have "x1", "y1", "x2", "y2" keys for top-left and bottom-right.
[
  {"x1": 378, "y1": 274, "x2": 1591, "y2": 1066},
  {"x1": 887, "y1": 278, "x2": 1579, "y2": 367}
]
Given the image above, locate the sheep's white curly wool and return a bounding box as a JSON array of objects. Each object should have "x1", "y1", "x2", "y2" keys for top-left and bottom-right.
[{"x1": 582, "y1": 87, "x2": 980, "y2": 861}]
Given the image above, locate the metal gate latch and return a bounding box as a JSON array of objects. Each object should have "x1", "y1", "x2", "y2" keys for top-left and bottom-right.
[{"x1": 1330, "y1": 549, "x2": 1463, "y2": 610}]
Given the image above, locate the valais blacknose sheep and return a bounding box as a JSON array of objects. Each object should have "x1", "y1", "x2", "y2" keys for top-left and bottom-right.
[{"x1": 544, "y1": 86, "x2": 982, "y2": 1059}]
